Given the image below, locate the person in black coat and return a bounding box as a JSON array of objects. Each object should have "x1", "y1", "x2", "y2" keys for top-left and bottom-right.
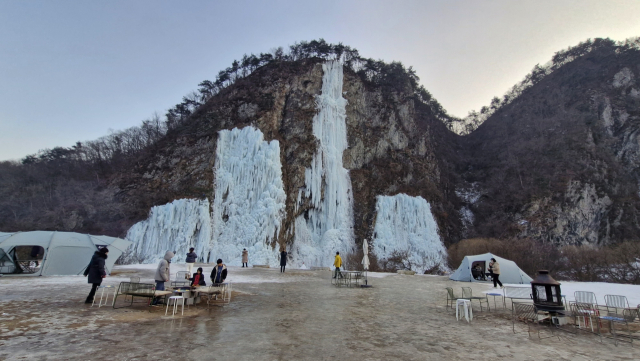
[
  {"x1": 84, "y1": 248, "x2": 108, "y2": 304},
  {"x1": 280, "y1": 249, "x2": 287, "y2": 273},
  {"x1": 210, "y1": 259, "x2": 227, "y2": 285}
]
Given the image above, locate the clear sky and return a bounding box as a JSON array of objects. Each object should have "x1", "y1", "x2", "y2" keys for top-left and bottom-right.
[{"x1": 1, "y1": 0, "x2": 639, "y2": 161}]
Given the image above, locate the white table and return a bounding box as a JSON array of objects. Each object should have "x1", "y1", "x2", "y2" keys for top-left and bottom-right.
[{"x1": 456, "y1": 299, "x2": 473, "y2": 322}]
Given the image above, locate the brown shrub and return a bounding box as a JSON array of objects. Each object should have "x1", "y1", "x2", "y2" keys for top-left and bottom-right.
[{"x1": 449, "y1": 237, "x2": 640, "y2": 284}]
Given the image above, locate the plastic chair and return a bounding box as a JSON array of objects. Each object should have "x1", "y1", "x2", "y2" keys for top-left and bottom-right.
[
  {"x1": 92, "y1": 285, "x2": 116, "y2": 308},
  {"x1": 165, "y1": 296, "x2": 185, "y2": 316},
  {"x1": 456, "y1": 299, "x2": 472, "y2": 322}
]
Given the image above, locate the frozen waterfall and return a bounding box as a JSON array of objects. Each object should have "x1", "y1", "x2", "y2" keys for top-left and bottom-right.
[
  {"x1": 210, "y1": 126, "x2": 286, "y2": 267},
  {"x1": 292, "y1": 60, "x2": 355, "y2": 267},
  {"x1": 123, "y1": 198, "x2": 212, "y2": 264},
  {"x1": 372, "y1": 194, "x2": 447, "y2": 273}
]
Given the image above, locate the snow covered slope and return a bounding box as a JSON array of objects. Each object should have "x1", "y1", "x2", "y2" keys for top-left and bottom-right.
[
  {"x1": 372, "y1": 194, "x2": 447, "y2": 273},
  {"x1": 210, "y1": 126, "x2": 286, "y2": 267},
  {"x1": 123, "y1": 198, "x2": 212, "y2": 264},
  {"x1": 292, "y1": 60, "x2": 356, "y2": 267}
]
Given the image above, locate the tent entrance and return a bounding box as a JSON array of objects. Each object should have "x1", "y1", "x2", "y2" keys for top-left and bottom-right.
[
  {"x1": 0, "y1": 248, "x2": 15, "y2": 274},
  {"x1": 0, "y1": 246, "x2": 45, "y2": 274},
  {"x1": 471, "y1": 261, "x2": 487, "y2": 281}
]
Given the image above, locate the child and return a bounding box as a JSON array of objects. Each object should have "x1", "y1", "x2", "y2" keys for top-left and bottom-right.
[{"x1": 189, "y1": 267, "x2": 206, "y2": 287}]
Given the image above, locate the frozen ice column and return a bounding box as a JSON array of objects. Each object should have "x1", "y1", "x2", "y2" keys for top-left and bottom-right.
[
  {"x1": 210, "y1": 126, "x2": 286, "y2": 267},
  {"x1": 123, "y1": 198, "x2": 212, "y2": 264},
  {"x1": 292, "y1": 60, "x2": 355, "y2": 267},
  {"x1": 372, "y1": 194, "x2": 448, "y2": 273}
]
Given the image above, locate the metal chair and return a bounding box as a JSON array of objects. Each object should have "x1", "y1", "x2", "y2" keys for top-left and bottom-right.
[
  {"x1": 598, "y1": 295, "x2": 635, "y2": 346},
  {"x1": 445, "y1": 287, "x2": 460, "y2": 309},
  {"x1": 461, "y1": 287, "x2": 490, "y2": 312},
  {"x1": 171, "y1": 271, "x2": 190, "y2": 287},
  {"x1": 512, "y1": 302, "x2": 557, "y2": 339},
  {"x1": 573, "y1": 291, "x2": 600, "y2": 331}
]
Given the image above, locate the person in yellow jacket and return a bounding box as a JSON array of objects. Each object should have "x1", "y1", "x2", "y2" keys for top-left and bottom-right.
[{"x1": 333, "y1": 251, "x2": 342, "y2": 279}]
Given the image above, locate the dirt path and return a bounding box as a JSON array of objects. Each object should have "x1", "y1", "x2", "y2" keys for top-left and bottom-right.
[{"x1": 0, "y1": 266, "x2": 637, "y2": 360}]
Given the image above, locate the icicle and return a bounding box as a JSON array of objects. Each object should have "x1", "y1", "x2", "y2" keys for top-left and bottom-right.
[
  {"x1": 291, "y1": 60, "x2": 355, "y2": 267},
  {"x1": 122, "y1": 198, "x2": 212, "y2": 264},
  {"x1": 210, "y1": 126, "x2": 286, "y2": 267},
  {"x1": 372, "y1": 194, "x2": 448, "y2": 273}
]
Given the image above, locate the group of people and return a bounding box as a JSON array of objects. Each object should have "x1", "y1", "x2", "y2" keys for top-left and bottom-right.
[
  {"x1": 83, "y1": 246, "x2": 343, "y2": 304},
  {"x1": 151, "y1": 249, "x2": 228, "y2": 305},
  {"x1": 83, "y1": 247, "x2": 230, "y2": 305}
]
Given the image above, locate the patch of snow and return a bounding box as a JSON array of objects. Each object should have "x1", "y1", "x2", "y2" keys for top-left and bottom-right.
[
  {"x1": 123, "y1": 198, "x2": 212, "y2": 264},
  {"x1": 372, "y1": 194, "x2": 448, "y2": 273},
  {"x1": 613, "y1": 67, "x2": 634, "y2": 88},
  {"x1": 292, "y1": 60, "x2": 355, "y2": 267},
  {"x1": 481, "y1": 282, "x2": 640, "y2": 306},
  {"x1": 211, "y1": 126, "x2": 286, "y2": 267},
  {"x1": 455, "y1": 183, "x2": 481, "y2": 204}
]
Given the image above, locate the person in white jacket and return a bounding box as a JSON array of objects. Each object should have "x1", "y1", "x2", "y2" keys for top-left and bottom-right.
[{"x1": 152, "y1": 251, "x2": 174, "y2": 305}]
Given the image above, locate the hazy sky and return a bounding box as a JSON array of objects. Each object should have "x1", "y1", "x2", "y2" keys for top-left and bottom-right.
[{"x1": 1, "y1": 0, "x2": 639, "y2": 161}]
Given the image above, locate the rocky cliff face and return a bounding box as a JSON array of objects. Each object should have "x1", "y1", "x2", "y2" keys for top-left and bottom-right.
[
  {"x1": 462, "y1": 44, "x2": 640, "y2": 246},
  {"x1": 118, "y1": 59, "x2": 456, "y2": 267}
]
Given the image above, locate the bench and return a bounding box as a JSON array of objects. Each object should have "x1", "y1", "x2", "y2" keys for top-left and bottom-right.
[
  {"x1": 503, "y1": 286, "x2": 532, "y2": 309},
  {"x1": 112, "y1": 282, "x2": 172, "y2": 310}
]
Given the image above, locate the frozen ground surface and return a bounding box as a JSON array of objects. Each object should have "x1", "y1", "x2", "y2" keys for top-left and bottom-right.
[
  {"x1": 1, "y1": 264, "x2": 639, "y2": 360},
  {"x1": 482, "y1": 282, "x2": 640, "y2": 305}
]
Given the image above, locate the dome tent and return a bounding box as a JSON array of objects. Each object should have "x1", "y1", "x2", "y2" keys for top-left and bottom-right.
[
  {"x1": 0, "y1": 231, "x2": 131, "y2": 276},
  {"x1": 449, "y1": 252, "x2": 532, "y2": 284}
]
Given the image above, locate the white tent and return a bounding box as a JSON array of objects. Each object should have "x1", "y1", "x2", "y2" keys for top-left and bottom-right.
[
  {"x1": 0, "y1": 231, "x2": 131, "y2": 276},
  {"x1": 449, "y1": 253, "x2": 532, "y2": 284}
]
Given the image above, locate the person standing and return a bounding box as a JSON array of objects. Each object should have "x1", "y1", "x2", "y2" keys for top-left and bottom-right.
[
  {"x1": 152, "y1": 251, "x2": 174, "y2": 305},
  {"x1": 84, "y1": 247, "x2": 109, "y2": 304},
  {"x1": 242, "y1": 248, "x2": 248, "y2": 268},
  {"x1": 489, "y1": 258, "x2": 503, "y2": 288},
  {"x1": 210, "y1": 259, "x2": 227, "y2": 285},
  {"x1": 333, "y1": 251, "x2": 342, "y2": 279},
  {"x1": 186, "y1": 247, "x2": 197, "y2": 275},
  {"x1": 280, "y1": 248, "x2": 287, "y2": 273}
]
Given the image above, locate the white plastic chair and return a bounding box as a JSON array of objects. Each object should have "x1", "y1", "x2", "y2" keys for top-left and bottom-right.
[
  {"x1": 456, "y1": 299, "x2": 473, "y2": 322},
  {"x1": 92, "y1": 285, "x2": 116, "y2": 308},
  {"x1": 165, "y1": 296, "x2": 185, "y2": 316}
]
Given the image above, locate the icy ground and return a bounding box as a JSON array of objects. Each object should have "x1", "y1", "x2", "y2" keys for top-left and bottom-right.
[{"x1": 1, "y1": 268, "x2": 638, "y2": 360}]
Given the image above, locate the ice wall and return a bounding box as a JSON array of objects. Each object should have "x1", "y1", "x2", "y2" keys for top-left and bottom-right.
[
  {"x1": 123, "y1": 198, "x2": 212, "y2": 264},
  {"x1": 210, "y1": 126, "x2": 286, "y2": 267},
  {"x1": 372, "y1": 194, "x2": 447, "y2": 273},
  {"x1": 292, "y1": 60, "x2": 355, "y2": 267}
]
